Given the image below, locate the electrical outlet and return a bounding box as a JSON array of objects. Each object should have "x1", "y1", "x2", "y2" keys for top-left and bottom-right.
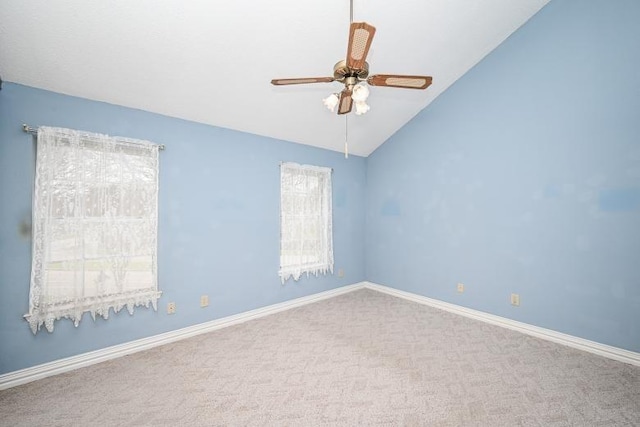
[
  {"x1": 338, "y1": 268, "x2": 345, "y2": 278},
  {"x1": 457, "y1": 283, "x2": 464, "y2": 293},
  {"x1": 200, "y1": 295, "x2": 209, "y2": 308},
  {"x1": 167, "y1": 302, "x2": 176, "y2": 314},
  {"x1": 510, "y1": 293, "x2": 520, "y2": 306}
]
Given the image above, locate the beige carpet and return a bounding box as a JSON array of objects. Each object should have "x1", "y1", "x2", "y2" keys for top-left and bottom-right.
[{"x1": 1, "y1": 289, "x2": 639, "y2": 426}]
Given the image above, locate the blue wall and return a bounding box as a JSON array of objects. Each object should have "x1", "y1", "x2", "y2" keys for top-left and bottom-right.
[
  {"x1": 366, "y1": 0, "x2": 640, "y2": 352},
  {"x1": 3, "y1": 0, "x2": 640, "y2": 376},
  {"x1": 0, "y1": 83, "x2": 366, "y2": 374}
]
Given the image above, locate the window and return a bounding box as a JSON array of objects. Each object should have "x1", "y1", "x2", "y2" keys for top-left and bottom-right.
[
  {"x1": 279, "y1": 162, "x2": 333, "y2": 283},
  {"x1": 25, "y1": 127, "x2": 161, "y2": 333}
]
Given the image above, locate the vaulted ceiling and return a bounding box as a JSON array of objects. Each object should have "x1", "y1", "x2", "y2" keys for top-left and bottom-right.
[{"x1": 1, "y1": 0, "x2": 549, "y2": 156}]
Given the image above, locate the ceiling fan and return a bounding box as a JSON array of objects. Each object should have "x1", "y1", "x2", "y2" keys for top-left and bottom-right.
[{"x1": 270, "y1": 18, "x2": 433, "y2": 115}]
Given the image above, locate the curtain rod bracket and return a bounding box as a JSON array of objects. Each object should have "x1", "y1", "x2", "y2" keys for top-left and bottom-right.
[{"x1": 22, "y1": 124, "x2": 37, "y2": 134}]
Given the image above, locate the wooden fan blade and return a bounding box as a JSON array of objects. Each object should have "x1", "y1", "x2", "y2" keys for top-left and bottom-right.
[
  {"x1": 367, "y1": 74, "x2": 433, "y2": 89},
  {"x1": 271, "y1": 77, "x2": 335, "y2": 86},
  {"x1": 337, "y1": 90, "x2": 353, "y2": 115},
  {"x1": 346, "y1": 22, "x2": 376, "y2": 70}
]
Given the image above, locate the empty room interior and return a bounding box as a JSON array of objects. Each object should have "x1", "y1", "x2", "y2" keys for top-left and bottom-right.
[{"x1": 1, "y1": 0, "x2": 639, "y2": 425}]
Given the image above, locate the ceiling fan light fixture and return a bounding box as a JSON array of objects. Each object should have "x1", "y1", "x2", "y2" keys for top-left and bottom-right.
[
  {"x1": 271, "y1": 12, "x2": 432, "y2": 121},
  {"x1": 354, "y1": 100, "x2": 370, "y2": 115},
  {"x1": 351, "y1": 83, "x2": 370, "y2": 102},
  {"x1": 323, "y1": 93, "x2": 340, "y2": 112}
]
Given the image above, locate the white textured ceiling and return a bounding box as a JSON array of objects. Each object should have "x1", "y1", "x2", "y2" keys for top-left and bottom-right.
[{"x1": 0, "y1": 0, "x2": 549, "y2": 156}]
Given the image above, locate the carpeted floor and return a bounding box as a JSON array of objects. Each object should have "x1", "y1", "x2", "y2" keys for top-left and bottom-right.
[{"x1": 1, "y1": 288, "x2": 639, "y2": 426}]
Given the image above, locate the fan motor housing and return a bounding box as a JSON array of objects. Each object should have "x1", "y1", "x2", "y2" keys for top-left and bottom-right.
[{"x1": 333, "y1": 60, "x2": 369, "y2": 81}]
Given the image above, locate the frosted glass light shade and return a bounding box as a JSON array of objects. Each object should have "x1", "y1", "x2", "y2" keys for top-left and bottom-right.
[
  {"x1": 352, "y1": 83, "x2": 370, "y2": 102},
  {"x1": 323, "y1": 94, "x2": 339, "y2": 112},
  {"x1": 354, "y1": 101, "x2": 370, "y2": 115}
]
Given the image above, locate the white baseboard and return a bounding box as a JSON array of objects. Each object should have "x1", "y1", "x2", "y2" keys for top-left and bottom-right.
[
  {"x1": 363, "y1": 281, "x2": 640, "y2": 367},
  {"x1": 0, "y1": 282, "x2": 366, "y2": 390},
  {"x1": 3, "y1": 280, "x2": 638, "y2": 390}
]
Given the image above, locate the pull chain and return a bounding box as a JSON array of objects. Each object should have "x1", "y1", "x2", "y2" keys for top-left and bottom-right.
[{"x1": 344, "y1": 114, "x2": 349, "y2": 159}]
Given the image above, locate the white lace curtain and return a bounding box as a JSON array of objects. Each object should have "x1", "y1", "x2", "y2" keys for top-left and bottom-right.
[
  {"x1": 25, "y1": 127, "x2": 161, "y2": 333},
  {"x1": 279, "y1": 162, "x2": 333, "y2": 283}
]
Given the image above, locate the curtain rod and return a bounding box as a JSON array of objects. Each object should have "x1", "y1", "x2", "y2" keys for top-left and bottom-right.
[
  {"x1": 279, "y1": 161, "x2": 333, "y2": 172},
  {"x1": 22, "y1": 124, "x2": 166, "y2": 151}
]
